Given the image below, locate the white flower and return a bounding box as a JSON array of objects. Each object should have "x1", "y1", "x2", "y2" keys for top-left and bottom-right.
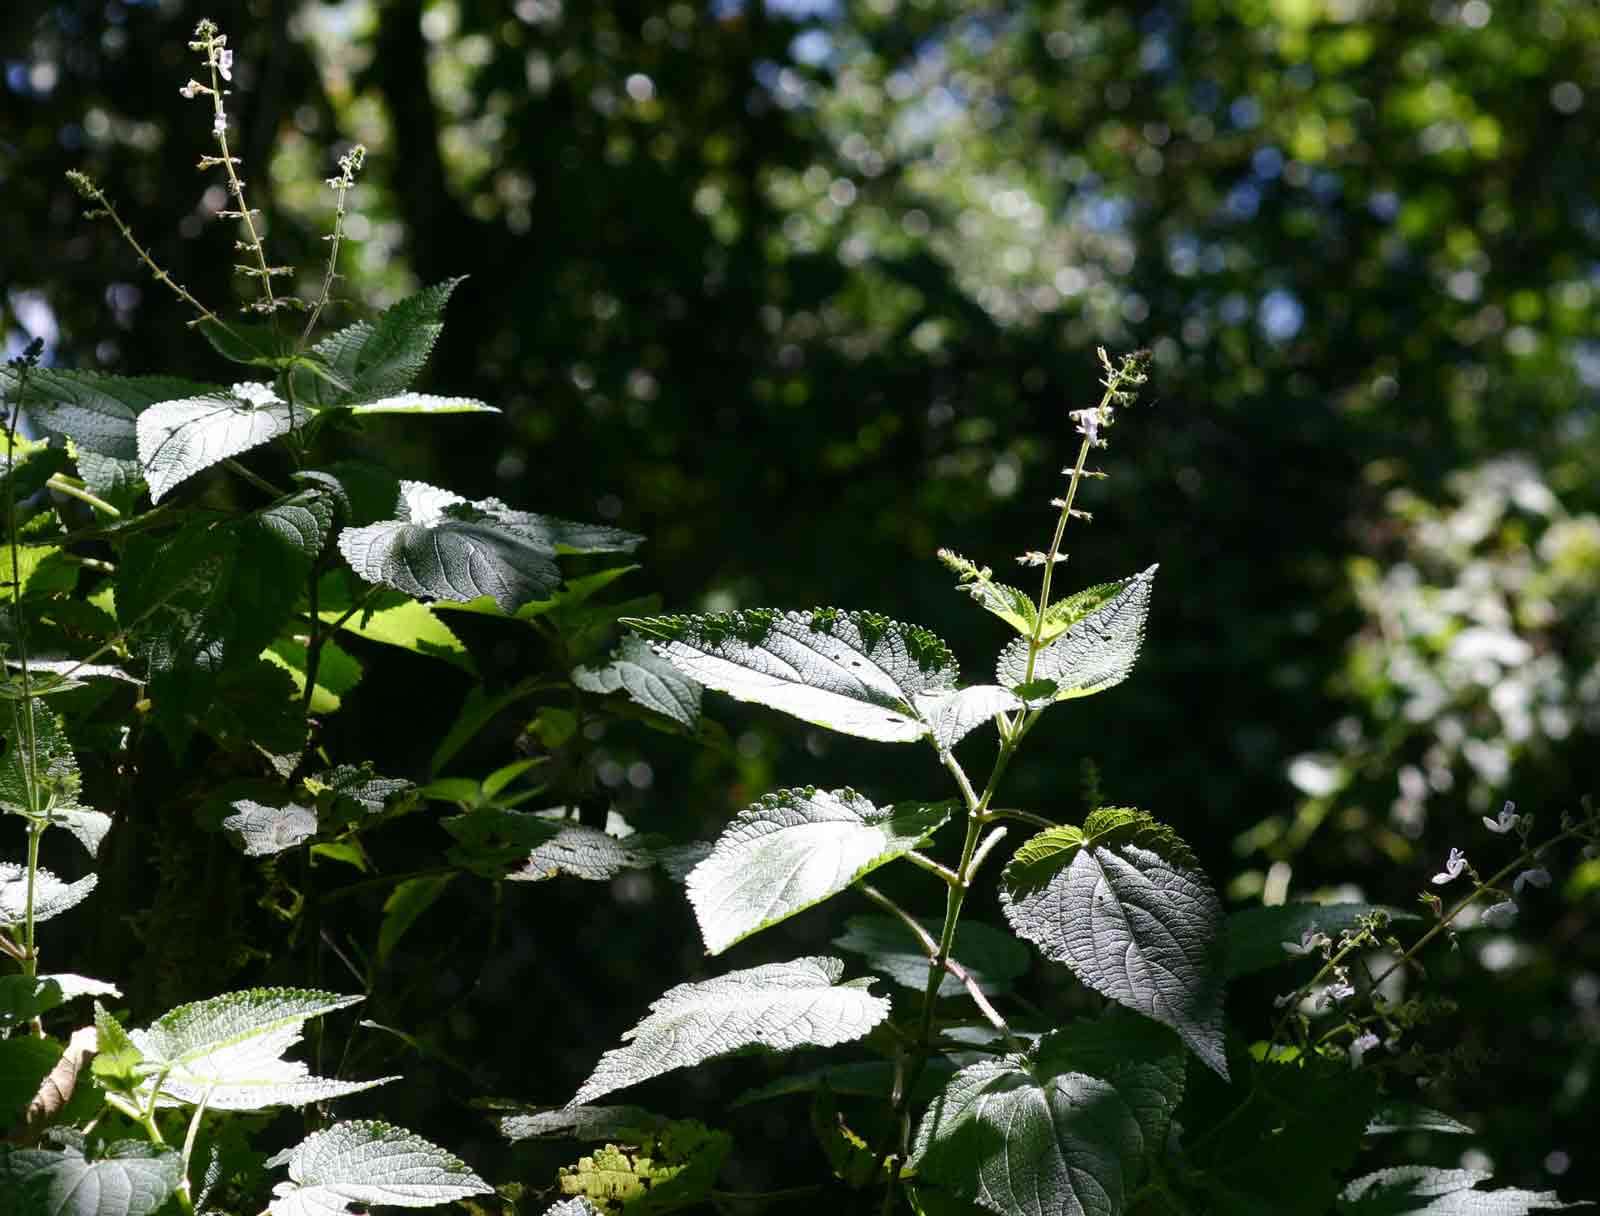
[
  {"x1": 1512, "y1": 867, "x2": 1551, "y2": 895},
  {"x1": 1432, "y1": 847, "x2": 1469, "y2": 885},
  {"x1": 232, "y1": 382, "x2": 280, "y2": 408},
  {"x1": 1482, "y1": 901, "x2": 1518, "y2": 929},
  {"x1": 213, "y1": 112, "x2": 227, "y2": 138},
  {"x1": 1349, "y1": 1032, "x2": 1380, "y2": 1069},
  {"x1": 1071, "y1": 405, "x2": 1109, "y2": 447},
  {"x1": 1282, "y1": 926, "x2": 1328, "y2": 957},
  {"x1": 1318, "y1": 980, "x2": 1355, "y2": 1009},
  {"x1": 179, "y1": 79, "x2": 204, "y2": 99},
  {"x1": 1483, "y1": 801, "x2": 1521, "y2": 834},
  {"x1": 218, "y1": 46, "x2": 234, "y2": 81}
]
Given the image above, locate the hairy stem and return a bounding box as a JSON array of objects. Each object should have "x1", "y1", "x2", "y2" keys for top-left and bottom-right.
[{"x1": 302, "y1": 145, "x2": 365, "y2": 343}]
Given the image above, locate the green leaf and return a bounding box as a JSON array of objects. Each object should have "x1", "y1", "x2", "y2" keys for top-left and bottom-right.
[
  {"x1": 377, "y1": 875, "x2": 456, "y2": 968},
  {"x1": 512, "y1": 812, "x2": 658, "y2": 883},
  {"x1": 730, "y1": 1056, "x2": 957, "y2": 1109},
  {"x1": 1179, "y1": 1046, "x2": 1376, "y2": 1214},
  {"x1": 1366, "y1": 1103, "x2": 1475, "y2": 1136},
  {"x1": 996, "y1": 566, "x2": 1156, "y2": 701},
  {"x1": 543, "y1": 1200, "x2": 603, "y2": 1216},
  {"x1": 1223, "y1": 903, "x2": 1421, "y2": 979},
  {"x1": 311, "y1": 277, "x2": 467, "y2": 405},
  {"x1": 1339, "y1": 1167, "x2": 1585, "y2": 1214},
  {"x1": 1000, "y1": 808, "x2": 1227, "y2": 1078},
  {"x1": 347, "y1": 394, "x2": 498, "y2": 415},
  {"x1": 832, "y1": 915, "x2": 1031, "y2": 999},
  {"x1": 554, "y1": 1120, "x2": 730, "y2": 1216},
  {"x1": 0, "y1": 974, "x2": 120, "y2": 1030},
  {"x1": 136, "y1": 384, "x2": 307, "y2": 503},
  {"x1": 0, "y1": 541, "x2": 77, "y2": 601},
  {"x1": 687, "y1": 787, "x2": 953, "y2": 954},
  {"x1": 938, "y1": 549, "x2": 1038, "y2": 636},
  {"x1": 574, "y1": 635, "x2": 702, "y2": 730},
  {"x1": 265, "y1": 635, "x2": 363, "y2": 713},
  {"x1": 908, "y1": 1045, "x2": 1141, "y2": 1216},
  {"x1": 223, "y1": 800, "x2": 319, "y2": 857},
  {"x1": 1, "y1": 700, "x2": 81, "y2": 816},
  {"x1": 498, "y1": 1105, "x2": 667, "y2": 1143},
  {"x1": 624, "y1": 609, "x2": 958, "y2": 743},
  {"x1": 294, "y1": 463, "x2": 402, "y2": 526},
  {"x1": 265, "y1": 1119, "x2": 494, "y2": 1216},
  {"x1": 0, "y1": 1136, "x2": 182, "y2": 1216},
  {"x1": 316, "y1": 585, "x2": 475, "y2": 676},
  {"x1": 91, "y1": 1003, "x2": 142, "y2": 1093},
  {"x1": 913, "y1": 685, "x2": 1025, "y2": 751},
  {"x1": 196, "y1": 318, "x2": 298, "y2": 367},
  {"x1": 131, "y1": 988, "x2": 393, "y2": 1110},
  {"x1": 339, "y1": 482, "x2": 637, "y2": 613},
  {"x1": 1034, "y1": 1012, "x2": 1187, "y2": 1187},
  {"x1": 1, "y1": 432, "x2": 68, "y2": 503},
  {"x1": 73, "y1": 450, "x2": 146, "y2": 514},
  {"x1": 570, "y1": 956, "x2": 891, "y2": 1106},
  {"x1": 0, "y1": 1037, "x2": 64, "y2": 1130},
  {"x1": 2, "y1": 367, "x2": 221, "y2": 459},
  {"x1": 0, "y1": 862, "x2": 96, "y2": 927}
]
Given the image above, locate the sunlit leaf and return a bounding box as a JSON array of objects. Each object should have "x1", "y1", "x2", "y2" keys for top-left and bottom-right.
[
  {"x1": 223, "y1": 800, "x2": 319, "y2": 857},
  {"x1": 136, "y1": 384, "x2": 305, "y2": 503},
  {"x1": 995, "y1": 566, "x2": 1156, "y2": 700},
  {"x1": 265, "y1": 1120, "x2": 493, "y2": 1216},
  {"x1": 0, "y1": 862, "x2": 96, "y2": 927},
  {"x1": 347, "y1": 394, "x2": 498, "y2": 415},
  {"x1": 0, "y1": 973, "x2": 120, "y2": 1030},
  {"x1": 0, "y1": 1135, "x2": 181, "y2": 1216},
  {"x1": 688, "y1": 787, "x2": 952, "y2": 953},
  {"x1": 1339, "y1": 1167, "x2": 1583, "y2": 1214},
  {"x1": 570, "y1": 957, "x2": 890, "y2": 1106},
  {"x1": 624, "y1": 608, "x2": 958, "y2": 743},
  {"x1": 574, "y1": 634, "x2": 702, "y2": 730},
  {"x1": 1001, "y1": 808, "x2": 1226, "y2": 1078}
]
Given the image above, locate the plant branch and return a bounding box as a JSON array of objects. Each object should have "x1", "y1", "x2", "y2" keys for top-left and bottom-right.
[{"x1": 46, "y1": 473, "x2": 122, "y2": 517}]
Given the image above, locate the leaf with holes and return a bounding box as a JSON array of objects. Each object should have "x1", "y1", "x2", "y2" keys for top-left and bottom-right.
[
  {"x1": 0, "y1": 863, "x2": 96, "y2": 928},
  {"x1": 265, "y1": 1120, "x2": 493, "y2": 1216},
  {"x1": 909, "y1": 1045, "x2": 1141, "y2": 1216},
  {"x1": 136, "y1": 384, "x2": 306, "y2": 503},
  {"x1": 1000, "y1": 808, "x2": 1226, "y2": 1078},
  {"x1": 0, "y1": 1136, "x2": 181, "y2": 1216},
  {"x1": 574, "y1": 634, "x2": 702, "y2": 730},
  {"x1": 996, "y1": 567, "x2": 1156, "y2": 701},
  {"x1": 570, "y1": 957, "x2": 890, "y2": 1106},
  {"x1": 131, "y1": 988, "x2": 393, "y2": 1111},
  {"x1": 624, "y1": 609, "x2": 958, "y2": 743},
  {"x1": 688, "y1": 788, "x2": 952, "y2": 954}
]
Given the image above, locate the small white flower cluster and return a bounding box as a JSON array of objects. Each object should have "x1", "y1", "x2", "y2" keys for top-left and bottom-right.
[
  {"x1": 183, "y1": 21, "x2": 234, "y2": 140},
  {"x1": 1426, "y1": 799, "x2": 1560, "y2": 930}
]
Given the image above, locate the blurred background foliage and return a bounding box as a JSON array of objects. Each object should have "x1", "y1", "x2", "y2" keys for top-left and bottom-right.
[{"x1": 3, "y1": 0, "x2": 1598, "y2": 1203}]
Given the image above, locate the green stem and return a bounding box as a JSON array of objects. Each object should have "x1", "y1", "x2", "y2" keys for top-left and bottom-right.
[
  {"x1": 22, "y1": 822, "x2": 44, "y2": 977},
  {"x1": 175, "y1": 1083, "x2": 215, "y2": 1215},
  {"x1": 1026, "y1": 434, "x2": 1093, "y2": 685},
  {"x1": 46, "y1": 473, "x2": 122, "y2": 517}
]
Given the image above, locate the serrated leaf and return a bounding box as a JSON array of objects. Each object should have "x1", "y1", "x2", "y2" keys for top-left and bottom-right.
[
  {"x1": 730, "y1": 1056, "x2": 958, "y2": 1109},
  {"x1": 266, "y1": 1119, "x2": 493, "y2": 1216},
  {"x1": 0, "y1": 1037, "x2": 64, "y2": 1129},
  {"x1": 625, "y1": 609, "x2": 957, "y2": 743},
  {"x1": 377, "y1": 875, "x2": 455, "y2": 968},
  {"x1": 224, "y1": 800, "x2": 319, "y2": 857},
  {"x1": 996, "y1": 566, "x2": 1156, "y2": 700},
  {"x1": 0, "y1": 1137, "x2": 182, "y2": 1216},
  {"x1": 2, "y1": 699, "x2": 81, "y2": 814},
  {"x1": 574, "y1": 635, "x2": 702, "y2": 730},
  {"x1": 0, "y1": 974, "x2": 120, "y2": 1030},
  {"x1": 332, "y1": 277, "x2": 465, "y2": 404},
  {"x1": 687, "y1": 787, "x2": 953, "y2": 954},
  {"x1": 2, "y1": 431, "x2": 68, "y2": 502},
  {"x1": 1000, "y1": 808, "x2": 1226, "y2": 1078},
  {"x1": 570, "y1": 957, "x2": 890, "y2": 1106},
  {"x1": 347, "y1": 394, "x2": 498, "y2": 415},
  {"x1": 0, "y1": 862, "x2": 96, "y2": 927},
  {"x1": 316, "y1": 585, "x2": 475, "y2": 676},
  {"x1": 544, "y1": 1201, "x2": 603, "y2": 1216},
  {"x1": 1339, "y1": 1167, "x2": 1584, "y2": 1214},
  {"x1": 499, "y1": 1105, "x2": 667, "y2": 1144},
  {"x1": 1035, "y1": 1013, "x2": 1186, "y2": 1186},
  {"x1": 511, "y1": 815, "x2": 657, "y2": 883},
  {"x1": 909, "y1": 1047, "x2": 1141, "y2": 1216},
  {"x1": 339, "y1": 482, "x2": 635, "y2": 613},
  {"x1": 1365, "y1": 1103, "x2": 1475, "y2": 1136},
  {"x1": 1223, "y1": 902, "x2": 1421, "y2": 979},
  {"x1": 196, "y1": 318, "x2": 298, "y2": 367},
  {"x1": 555, "y1": 1120, "x2": 730, "y2": 1216},
  {"x1": 137, "y1": 385, "x2": 306, "y2": 503},
  {"x1": 939, "y1": 549, "x2": 1039, "y2": 636},
  {"x1": 832, "y1": 915, "x2": 1031, "y2": 999},
  {"x1": 913, "y1": 685, "x2": 1024, "y2": 751},
  {"x1": 92, "y1": 1003, "x2": 142, "y2": 1092},
  {"x1": 2, "y1": 367, "x2": 222, "y2": 459},
  {"x1": 1179, "y1": 1045, "x2": 1376, "y2": 1214},
  {"x1": 132, "y1": 988, "x2": 392, "y2": 1110},
  {"x1": 74, "y1": 450, "x2": 147, "y2": 514}
]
